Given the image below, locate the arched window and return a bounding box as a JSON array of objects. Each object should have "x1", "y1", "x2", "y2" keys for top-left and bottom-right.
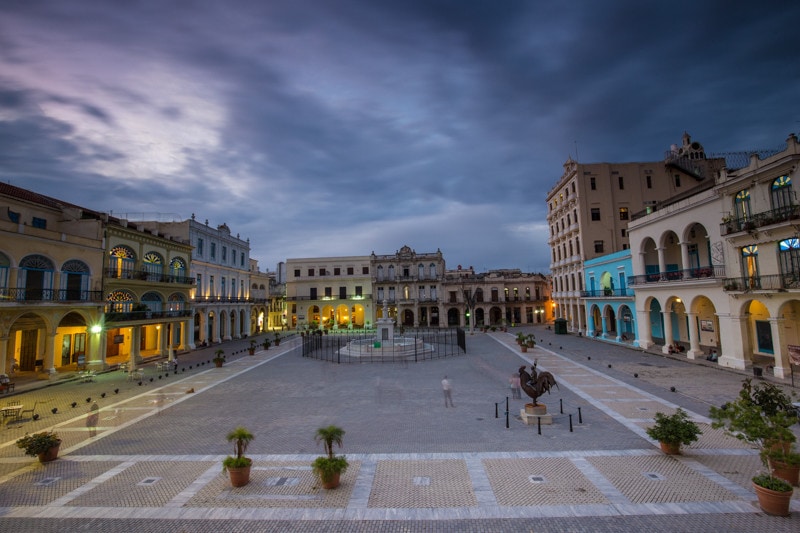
[
  {"x1": 19, "y1": 254, "x2": 55, "y2": 300},
  {"x1": 61, "y1": 259, "x2": 90, "y2": 301},
  {"x1": 141, "y1": 291, "x2": 163, "y2": 312},
  {"x1": 741, "y1": 245, "x2": 760, "y2": 289},
  {"x1": 109, "y1": 245, "x2": 136, "y2": 278},
  {"x1": 143, "y1": 251, "x2": 164, "y2": 280},
  {"x1": 429, "y1": 263, "x2": 436, "y2": 278},
  {"x1": 169, "y1": 257, "x2": 186, "y2": 281},
  {"x1": 388, "y1": 265, "x2": 395, "y2": 280},
  {"x1": 418, "y1": 263, "x2": 425, "y2": 279},
  {"x1": 771, "y1": 175, "x2": 793, "y2": 211},
  {"x1": 779, "y1": 238, "x2": 800, "y2": 288},
  {"x1": 377, "y1": 265, "x2": 384, "y2": 281},
  {"x1": 0, "y1": 251, "x2": 9, "y2": 290},
  {"x1": 107, "y1": 289, "x2": 135, "y2": 312},
  {"x1": 734, "y1": 189, "x2": 751, "y2": 221},
  {"x1": 168, "y1": 293, "x2": 186, "y2": 312}
]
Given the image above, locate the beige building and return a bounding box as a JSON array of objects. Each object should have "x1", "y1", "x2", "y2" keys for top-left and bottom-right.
[
  {"x1": 285, "y1": 256, "x2": 372, "y2": 329},
  {"x1": 628, "y1": 133, "x2": 800, "y2": 378},
  {"x1": 546, "y1": 133, "x2": 725, "y2": 334}
]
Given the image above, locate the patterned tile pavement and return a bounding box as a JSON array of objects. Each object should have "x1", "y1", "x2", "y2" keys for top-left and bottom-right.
[{"x1": 0, "y1": 329, "x2": 798, "y2": 532}]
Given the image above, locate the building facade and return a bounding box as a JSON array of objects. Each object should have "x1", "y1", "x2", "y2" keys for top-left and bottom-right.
[
  {"x1": 546, "y1": 133, "x2": 725, "y2": 334},
  {"x1": 582, "y1": 250, "x2": 636, "y2": 342}
]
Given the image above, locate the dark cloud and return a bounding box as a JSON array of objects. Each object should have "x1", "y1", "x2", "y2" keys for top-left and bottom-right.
[{"x1": 0, "y1": 0, "x2": 797, "y2": 273}]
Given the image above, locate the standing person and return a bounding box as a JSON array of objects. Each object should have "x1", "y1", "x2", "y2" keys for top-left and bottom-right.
[
  {"x1": 442, "y1": 376, "x2": 455, "y2": 408},
  {"x1": 86, "y1": 402, "x2": 99, "y2": 437},
  {"x1": 510, "y1": 374, "x2": 521, "y2": 399},
  {"x1": 172, "y1": 354, "x2": 179, "y2": 371}
]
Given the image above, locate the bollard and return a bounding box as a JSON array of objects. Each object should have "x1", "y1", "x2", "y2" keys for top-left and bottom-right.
[
  {"x1": 505, "y1": 409, "x2": 509, "y2": 429},
  {"x1": 537, "y1": 415, "x2": 541, "y2": 435},
  {"x1": 569, "y1": 414, "x2": 573, "y2": 432},
  {"x1": 495, "y1": 402, "x2": 499, "y2": 418},
  {"x1": 578, "y1": 407, "x2": 583, "y2": 424},
  {"x1": 506, "y1": 396, "x2": 509, "y2": 414},
  {"x1": 560, "y1": 398, "x2": 563, "y2": 414}
]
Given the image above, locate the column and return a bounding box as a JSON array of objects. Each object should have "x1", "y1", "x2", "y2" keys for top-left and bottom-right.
[
  {"x1": 716, "y1": 313, "x2": 747, "y2": 370},
  {"x1": 615, "y1": 313, "x2": 624, "y2": 342},
  {"x1": 661, "y1": 310, "x2": 674, "y2": 354},
  {"x1": 0, "y1": 335, "x2": 8, "y2": 375},
  {"x1": 686, "y1": 312, "x2": 701, "y2": 359},
  {"x1": 601, "y1": 315, "x2": 608, "y2": 338},
  {"x1": 587, "y1": 314, "x2": 596, "y2": 336},
  {"x1": 657, "y1": 247, "x2": 667, "y2": 279},
  {"x1": 131, "y1": 325, "x2": 142, "y2": 367},
  {"x1": 679, "y1": 241, "x2": 690, "y2": 275},
  {"x1": 770, "y1": 317, "x2": 789, "y2": 378},
  {"x1": 44, "y1": 327, "x2": 57, "y2": 375},
  {"x1": 159, "y1": 323, "x2": 168, "y2": 357},
  {"x1": 183, "y1": 318, "x2": 194, "y2": 350}
]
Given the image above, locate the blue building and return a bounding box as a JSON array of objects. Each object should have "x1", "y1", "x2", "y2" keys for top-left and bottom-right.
[{"x1": 582, "y1": 250, "x2": 637, "y2": 345}]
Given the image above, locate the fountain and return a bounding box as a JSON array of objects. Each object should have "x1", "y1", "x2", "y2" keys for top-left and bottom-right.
[{"x1": 337, "y1": 300, "x2": 434, "y2": 359}]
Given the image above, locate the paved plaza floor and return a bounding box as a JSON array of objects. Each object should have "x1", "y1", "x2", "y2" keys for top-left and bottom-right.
[{"x1": 0, "y1": 328, "x2": 798, "y2": 532}]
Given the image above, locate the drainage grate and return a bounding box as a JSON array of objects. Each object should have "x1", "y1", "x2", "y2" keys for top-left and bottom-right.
[
  {"x1": 412, "y1": 476, "x2": 431, "y2": 486},
  {"x1": 637, "y1": 407, "x2": 650, "y2": 411},
  {"x1": 643, "y1": 472, "x2": 665, "y2": 481},
  {"x1": 265, "y1": 477, "x2": 300, "y2": 487},
  {"x1": 528, "y1": 475, "x2": 546, "y2": 484},
  {"x1": 137, "y1": 477, "x2": 161, "y2": 486},
  {"x1": 35, "y1": 477, "x2": 60, "y2": 486}
]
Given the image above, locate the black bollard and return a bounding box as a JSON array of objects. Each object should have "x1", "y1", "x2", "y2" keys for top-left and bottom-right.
[
  {"x1": 495, "y1": 402, "x2": 499, "y2": 418},
  {"x1": 569, "y1": 414, "x2": 573, "y2": 432},
  {"x1": 560, "y1": 398, "x2": 563, "y2": 414},
  {"x1": 506, "y1": 396, "x2": 509, "y2": 414},
  {"x1": 578, "y1": 407, "x2": 583, "y2": 424},
  {"x1": 537, "y1": 415, "x2": 541, "y2": 435},
  {"x1": 505, "y1": 409, "x2": 509, "y2": 429}
]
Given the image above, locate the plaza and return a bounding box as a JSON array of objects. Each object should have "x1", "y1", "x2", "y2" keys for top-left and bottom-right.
[{"x1": 0, "y1": 327, "x2": 798, "y2": 532}]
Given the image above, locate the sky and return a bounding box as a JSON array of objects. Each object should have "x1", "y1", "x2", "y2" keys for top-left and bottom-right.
[{"x1": 1, "y1": 1, "x2": 798, "y2": 275}]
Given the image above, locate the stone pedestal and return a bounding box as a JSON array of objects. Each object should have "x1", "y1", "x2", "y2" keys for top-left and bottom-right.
[{"x1": 521, "y1": 403, "x2": 552, "y2": 425}]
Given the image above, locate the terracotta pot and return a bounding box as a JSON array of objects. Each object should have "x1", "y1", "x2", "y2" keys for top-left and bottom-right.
[
  {"x1": 227, "y1": 464, "x2": 252, "y2": 487},
  {"x1": 521, "y1": 346, "x2": 528, "y2": 353},
  {"x1": 320, "y1": 471, "x2": 341, "y2": 490},
  {"x1": 37, "y1": 442, "x2": 61, "y2": 463},
  {"x1": 769, "y1": 459, "x2": 800, "y2": 486},
  {"x1": 659, "y1": 441, "x2": 681, "y2": 455},
  {"x1": 752, "y1": 481, "x2": 793, "y2": 516},
  {"x1": 214, "y1": 360, "x2": 223, "y2": 368},
  {"x1": 248, "y1": 348, "x2": 255, "y2": 355}
]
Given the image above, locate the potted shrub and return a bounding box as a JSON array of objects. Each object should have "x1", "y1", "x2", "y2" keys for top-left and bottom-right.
[
  {"x1": 645, "y1": 408, "x2": 701, "y2": 455},
  {"x1": 762, "y1": 447, "x2": 800, "y2": 486},
  {"x1": 213, "y1": 349, "x2": 225, "y2": 367},
  {"x1": 516, "y1": 333, "x2": 527, "y2": 352},
  {"x1": 752, "y1": 472, "x2": 793, "y2": 516},
  {"x1": 274, "y1": 332, "x2": 281, "y2": 346},
  {"x1": 16, "y1": 431, "x2": 62, "y2": 463},
  {"x1": 222, "y1": 426, "x2": 254, "y2": 487},
  {"x1": 525, "y1": 335, "x2": 536, "y2": 350},
  {"x1": 262, "y1": 338, "x2": 271, "y2": 350},
  {"x1": 248, "y1": 339, "x2": 257, "y2": 355},
  {"x1": 312, "y1": 425, "x2": 348, "y2": 489}
]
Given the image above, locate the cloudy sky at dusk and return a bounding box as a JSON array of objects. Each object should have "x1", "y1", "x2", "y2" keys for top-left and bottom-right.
[{"x1": 1, "y1": 0, "x2": 797, "y2": 274}]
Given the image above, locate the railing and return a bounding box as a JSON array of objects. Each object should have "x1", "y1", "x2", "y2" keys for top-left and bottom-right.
[
  {"x1": 0, "y1": 288, "x2": 104, "y2": 302},
  {"x1": 193, "y1": 296, "x2": 254, "y2": 303},
  {"x1": 104, "y1": 309, "x2": 192, "y2": 322},
  {"x1": 286, "y1": 294, "x2": 373, "y2": 301},
  {"x1": 580, "y1": 288, "x2": 634, "y2": 298},
  {"x1": 628, "y1": 265, "x2": 726, "y2": 286},
  {"x1": 720, "y1": 204, "x2": 800, "y2": 236},
  {"x1": 104, "y1": 268, "x2": 195, "y2": 284},
  {"x1": 722, "y1": 274, "x2": 800, "y2": 292}
]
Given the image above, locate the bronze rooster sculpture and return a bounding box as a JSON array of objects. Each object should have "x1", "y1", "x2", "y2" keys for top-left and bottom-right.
[{"x1": 519, "y1": 360, "x2": 558, "y2": 406}]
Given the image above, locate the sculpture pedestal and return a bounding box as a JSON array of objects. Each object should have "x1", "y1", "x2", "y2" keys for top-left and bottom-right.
[{"x1": 521, "y1": 403, "x2": 552, "y2": 425}]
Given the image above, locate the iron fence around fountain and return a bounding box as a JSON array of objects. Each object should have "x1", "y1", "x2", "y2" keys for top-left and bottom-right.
[{"x1": 301, "y1": 327, "x2": 466, "y2": 363}]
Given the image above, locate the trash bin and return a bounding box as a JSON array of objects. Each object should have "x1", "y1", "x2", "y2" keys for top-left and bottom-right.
[{"x1": 554, "y1": 318, "x2": 568, "y2": 335}]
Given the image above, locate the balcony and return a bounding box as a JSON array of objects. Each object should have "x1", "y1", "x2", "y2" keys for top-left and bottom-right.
[
  {"x1": 193, "y1": 296, "x2": 254, "y2": 304},
  {"x1": 628, "y1": 265, "x2": 725, "y2": 286},
  {"x1": 581, "y1": 288, "x2": 634, "y2": 298},
  {"x1": 104, "y1": 309, "x2": 192, "y2": 323},
  {"x1": 720, "y1": 204, "x2": 800, "y2": 236},
  {"x1": 722, "y1": 274, "x2": 800, "y2": 292},
  {"x1": 0, "y1": 288, "x2": 104, "y2": 303},
  {"x1": 105, "y1": 268, "x2": 195, "y2": 285}
]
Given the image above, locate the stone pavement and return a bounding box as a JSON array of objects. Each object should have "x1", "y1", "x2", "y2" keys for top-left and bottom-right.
[{"x1": 0, "y1": 328, "x2": 798, "y2": 532}]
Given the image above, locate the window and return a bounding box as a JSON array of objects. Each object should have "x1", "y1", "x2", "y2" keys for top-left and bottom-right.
[
  {"x1": 674, "y1": 174, "x2": 681, "y2": 187},
  {"x1": 347, "y1": 267, "x2": 354, "y2": 275},
  {"x1": 622, "y1": 243, "x2": 629, "y2": 250},
  {"x1": 619, "y1": 207, "x2": 629, "y2": 220},
  {"x1": 339, "y1": 286, "x2": 346, "y2": 299},
  {"x1": 355, "y1": 285, "x2": 362, "y2": 297},
  {"x1": 209, "y1": 275, "x2": 215, "y2": 295},
  {"x1": 772, "y1": 175, "x2": 793, "y2": 211},
  {"x1": 590, "y1": 177, "x2": 596, "y2": 190},
  {"x1": 32, "y1": 217, "x2": 47, "y2": 229},
  {"x1": 735, "y1": 189, "x2": 751, "y2": 220},
  {"x1": 779, "y1": 238, "x2": 800, "y2": 286},
  {"x1": 621, "y1": 228, "x2": 626, "y2": 237},
  {"x1": 240, "y1": 252, "x2": 244, "y2": 267},
  {"x1": 210, "y1": 242, "x2": 216, "y2": 259},
  {"x1": 591, "y1": 208, "x2": 600, "y2": 221},
  {"x1": 308, "y1": 268, "x2": 315, "y2": 276},
  {"x1": 594, "y1": 240, "x2": 604, "y2": 253},
  {"x1": 334, "y1": 267, "x2": 341, "y2": 275},
  {"x1": 222, "y1": 246, "x2": 227, "y2": 262},
  {"x1": 196, "y1": 238, "x2": 203, "y2": 256},
  {"x1": 8, "y1": 209, "x2": 20, "y2": 223},
  {"x1": 618, "y1": 176, "x2": 624, "y2": 190},
  {"x1": 310, "y1": 288, "x2": 317, "y2": 299},
  {"x1": 646, "y1": 175, "x2": 652, "y2": 189},
  {"x1": 294, "y1": 269, "x2": 300, "y2": 277},
  {"x1": 324, "y1": 287, "x2": 332, "y2": 298},
  {"x1": 196, "y1": 274, "x2": 202, "y2": 293},
  {"x1": 741, "y1": 245, "x2": 760, "y2": 289},
  {"x1": 362, "y1": 266, "x2": 369, "y2": 274},
  {"x1": 319, "y1": 268, "x2": 326, "y2": 276}
]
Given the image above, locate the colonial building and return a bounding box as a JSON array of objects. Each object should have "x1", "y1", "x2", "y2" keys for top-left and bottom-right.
[
  {"x1": 249, "y1": 259, "x2": 284, "y2": 331},
  {"x1": 139, "y1": 216, "x2": 252, "y2": 344},
  {"x1": 627, "y1": 133, "x2": 800, "y2": 377},
  {"x1": 442, "y1": 266, "x2": 552, "y2": 328},
  {"x1": 371, "y1": 246, "x2": 446, "y2": 327},
  {"x1": 582, "y1": 250, "x2": 636, "y2": 342},
  {"x1": 285, "y1": 256, "x2": 372, "y2": 329},
  {"x1": 546, "y1": 133, "x2": 725, "y2": 334}
]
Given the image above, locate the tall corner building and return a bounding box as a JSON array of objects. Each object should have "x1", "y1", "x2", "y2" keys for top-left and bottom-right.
[{"x1": 545, "y1": 133, "x2": 725, "y2": 333}]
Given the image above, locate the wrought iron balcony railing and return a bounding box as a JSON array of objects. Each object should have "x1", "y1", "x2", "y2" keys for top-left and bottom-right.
[
  {"x1": 722, "y1": 274, "x2": 800, "y2": 292},
  {"x1": 0, "y1": 288, "x2": 104, "y2": 303},
  {"x1": 720, "y1": 204, "x2": 800, "y2": 236},
  {"x1": 580, "y1": 288, "x2": 634, "y2": 298},
  {"x1": 628, "y1": 265, "x2": 725, "y2": 286},
  {"x1": 104, "y1": 309, "x2": 192, "y2": 322},
  {"x1": 104, "y1": 268, "x2": 195, "y2": 285}
]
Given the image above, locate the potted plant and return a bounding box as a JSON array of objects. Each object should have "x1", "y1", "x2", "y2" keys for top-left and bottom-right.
[
  {"x1": 312, "y1": 425, "x2": 348, "y2": 489},
  {"x1": 248, "y1": 339, "x2": 257, "y2": 355},
  {"x1": 752, "y1": 472, "x2": 793, "y2": 516},
  {"x1": 762, "y1": 447, "x2": 800, "y2": 486},
  {"x1": 274, "y1": 332, "x2": 281, "y2": 346},
  {"x1": 262, "y1": 338, "x2": 271, "y2": 350},
  {"x1": 516, "y1": 332, "x2": 527, "y2": 352},
  {"x1": 645, "y1": 408, "x2": 702, "y2": 455},
  {"x1": 525, "y1": 335, "x2": 536, "y2": 350},
  {"x1": 16, "y1": 431, "x2": 62, "y2": 463},
  {"x1": 222, "y1": 426, "x2": 254, "y2": 487},
  {"x1": 213, "y1": 349, "x2": 225, "y2": 367}
]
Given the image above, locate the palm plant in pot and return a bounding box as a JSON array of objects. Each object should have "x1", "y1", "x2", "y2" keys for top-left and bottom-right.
[
  {"x1": 312, "y1": 425, "x2": 348, "y2": 489},
  {"x1": 222, "y1": 426, "x2": 254, "y2": 487},
  {"x1": 248, "y1": 339, "x2": 257, "y2": 355},
  {"x1": 16, "y1": 431, "x2": 62, "y2": 463},
  {"x1": 213, "y1": 349, "x2": 225, "y2": 367},
  {"x1": 262, "y1": 338, "x2": 271, "y2": 350},
  {"x1": 645, "y1": 408, "x2": 701, "y2": 455}
]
